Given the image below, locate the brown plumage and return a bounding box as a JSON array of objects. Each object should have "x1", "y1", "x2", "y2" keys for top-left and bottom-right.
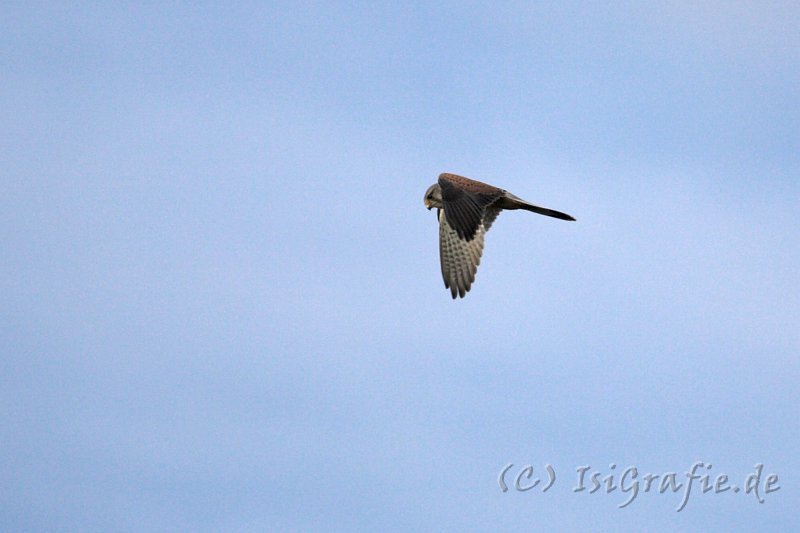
[{"x1": 423, "y1": 173, "x2": 575, "y2": 298}]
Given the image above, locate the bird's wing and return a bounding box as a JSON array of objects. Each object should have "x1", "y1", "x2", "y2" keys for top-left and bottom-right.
[
  {"x1": 438, "y1": 206, "x2": 501, "y2": 299},
  {"x1": 438, "y1": 173, "x2": 504, "y2": 241}
]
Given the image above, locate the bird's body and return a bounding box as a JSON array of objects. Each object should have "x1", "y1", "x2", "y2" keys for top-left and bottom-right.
[{"x1": 424, "y1": 173, "x2": 575, "y2": 298}]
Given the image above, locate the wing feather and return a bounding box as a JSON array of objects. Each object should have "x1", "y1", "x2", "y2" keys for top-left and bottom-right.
[
  {"x1": 438, "y1": 174, "x2": 503, "y2": 241},
  {"x1": 438, "y1": 209, "x2": 491, "y2": 298}
]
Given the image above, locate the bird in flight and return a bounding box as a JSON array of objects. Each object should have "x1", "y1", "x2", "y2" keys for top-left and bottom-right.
[{"x1": 424, "y1": 173, "x2": 575, "y2": 299}]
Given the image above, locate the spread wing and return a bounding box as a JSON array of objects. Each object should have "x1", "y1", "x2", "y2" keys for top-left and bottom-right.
[
  {"x1": 438, "y1": 207, "x2": 501, "y2": 298},
  {"x1": 438, "y1": 173, "x2": 504, "y2": 241}
]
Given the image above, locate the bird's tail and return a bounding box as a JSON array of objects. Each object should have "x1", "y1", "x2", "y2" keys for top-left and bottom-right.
[{"x1": 503, "y1": 193, "x2": 576, "y2": 221}]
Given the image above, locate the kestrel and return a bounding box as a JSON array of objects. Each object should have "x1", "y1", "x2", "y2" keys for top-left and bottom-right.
[{"x1": 424, "y1": 173, "x2": 575, "y2": 298}]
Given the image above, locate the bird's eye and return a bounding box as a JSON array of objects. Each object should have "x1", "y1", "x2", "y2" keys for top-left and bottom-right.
[{"x1": 427, "y1": 194, "x2": 432, "y2": 199}]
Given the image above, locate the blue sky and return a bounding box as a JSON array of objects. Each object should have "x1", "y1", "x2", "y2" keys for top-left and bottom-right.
[{"x1": 2, "y1": 2, "x2": 798, "y2": 531}]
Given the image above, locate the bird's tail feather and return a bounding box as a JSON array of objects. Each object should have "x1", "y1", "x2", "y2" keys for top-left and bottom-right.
[{"x1": 503, "y1": 194, "x2": 576, "y2": 221}]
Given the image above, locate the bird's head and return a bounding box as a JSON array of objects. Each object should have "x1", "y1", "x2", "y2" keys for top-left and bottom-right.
[{"x1": 423, "y1": 183, "x2": 443, "y2": 210}]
